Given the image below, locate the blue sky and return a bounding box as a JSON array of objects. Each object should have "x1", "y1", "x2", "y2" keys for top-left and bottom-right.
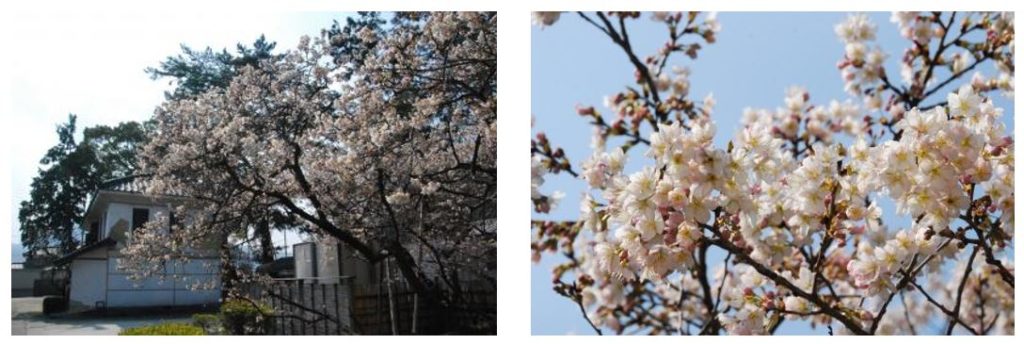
[
  {"x1": 531, "y1": 12, "x2": 1014, "y2": 335},
  {"x1": 6, "y1": 10, "x2": 351, "y2": 261}
]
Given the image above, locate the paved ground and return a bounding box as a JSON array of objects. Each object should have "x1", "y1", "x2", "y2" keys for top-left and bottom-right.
[{"x1": 12, "y1": 297, "x2": 192, "y2": 335}]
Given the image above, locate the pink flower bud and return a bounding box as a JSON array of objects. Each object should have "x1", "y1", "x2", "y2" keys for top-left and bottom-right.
[
  {"x1": 843, "y1": 69, "x2": 856, "y2": 81},
  {"x1": 849, "y1": 225, "x2": 866, "y2": 235},
  {"x1": 576, "y1": 105, "x2": 595, "y2": 116}
]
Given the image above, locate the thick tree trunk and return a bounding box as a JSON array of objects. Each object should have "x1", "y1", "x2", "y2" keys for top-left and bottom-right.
[{"x1": 255, "y1": 215, "x2": 275, "y2": 264}]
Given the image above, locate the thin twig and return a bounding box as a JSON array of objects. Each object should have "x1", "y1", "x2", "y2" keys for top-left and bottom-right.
[{"x1": 946, "y1": 246, "x2": 979, "y2": 335}]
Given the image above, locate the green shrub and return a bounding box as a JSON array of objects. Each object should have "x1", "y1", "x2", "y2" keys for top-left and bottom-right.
[
  {"x1": 192, "y1": 313, "x2": 221, "y2": 334},
  {"x1": 220, "y1": 298, "x2": 273, "y2": 335},
  {"x1": 119, "y1": 323, "x2": 205, "y2": 335}
]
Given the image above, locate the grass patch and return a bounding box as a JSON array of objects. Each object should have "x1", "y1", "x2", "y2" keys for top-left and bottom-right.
[{"x1": 119, "y1": 322, "x2": 205, "y2": 335}]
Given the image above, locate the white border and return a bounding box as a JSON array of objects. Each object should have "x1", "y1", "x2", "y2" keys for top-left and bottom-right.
[{"x1": 0, "y1": 0, "x2": 1020, "y2": 342}]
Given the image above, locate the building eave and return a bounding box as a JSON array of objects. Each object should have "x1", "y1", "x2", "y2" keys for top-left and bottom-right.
[{"x1": 53, "y1": 237, "x2": 117, "y2": 266}]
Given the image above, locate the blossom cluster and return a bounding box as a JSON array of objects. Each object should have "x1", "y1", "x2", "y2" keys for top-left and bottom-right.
[
  {"x1": 836, "y1": 14, "x2": 886, "y2": 97},
  {"x1": 123, "y1": 13, "x2": 498, "y2": 299},
  {"x1": 533, "y1": 11, "x2": 1014, "y2": 335},
  {"x1": 570, "y1": 85, "x2": 1013, "y2": 335}
]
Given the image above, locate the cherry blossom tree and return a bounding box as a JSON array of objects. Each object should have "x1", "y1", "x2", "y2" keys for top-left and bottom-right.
[
  {"x1": 120, "y1": 12, "x2": 496, "y2": 310},
  {"x1": 532, "y1": 11, "x2": 1013, "y2": 335}
]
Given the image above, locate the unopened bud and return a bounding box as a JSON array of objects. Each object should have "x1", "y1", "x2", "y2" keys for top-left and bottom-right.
[{"x1": 576, "y1": 106, "x2": 595, "y2": 116}]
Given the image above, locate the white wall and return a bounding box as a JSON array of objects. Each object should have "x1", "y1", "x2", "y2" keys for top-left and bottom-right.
[
  {"x1": 68, "y1": 200, "x2": 222, "y2": 310},
  {"x1": 103, "y1": 202, "x2": 167, "y2": 240},
  {"x1": 69, "y1": 259, "x2": 108, "y2": 310},
  {"x1": 105, "y1": 255, "x2": 221, "y2": 308}
]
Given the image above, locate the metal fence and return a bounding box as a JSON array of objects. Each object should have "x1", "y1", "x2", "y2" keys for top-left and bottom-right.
[
  {"x1": 351, "y1": 281, "x2": 496, "y2": 335},
  {"x1": 249, "y1": 277, "x2": 495, "y2": 335},
  {"x1": 251, "y1": 277, "x2": 355, "y2": 335}
]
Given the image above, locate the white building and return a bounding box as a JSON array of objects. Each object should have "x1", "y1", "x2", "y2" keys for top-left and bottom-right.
[{"x1": 54, "y1": 176, "x2": 221, "y2": 311}]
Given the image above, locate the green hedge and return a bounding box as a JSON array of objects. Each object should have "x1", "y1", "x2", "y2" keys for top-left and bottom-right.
[
  {"x1": 220, "y1": 298, "x2": 274, "y2": 335},
  {"x1": 119, "y1": 323, "x2": 205, "y2": 335},
  {"x1": 192, "y1": 313, "x2": 221, "y2": 334}
]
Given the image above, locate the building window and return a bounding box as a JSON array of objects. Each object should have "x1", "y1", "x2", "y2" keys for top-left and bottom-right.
[
  {"x1": 169, "y1": 211, "x2": 177, "y2": 231},
  {"x1": 132, "y1": 208, "x2": 150, "y2": 232},
  {"x1": 86, "y1": 221, "x2": 99, "y2": 244}
]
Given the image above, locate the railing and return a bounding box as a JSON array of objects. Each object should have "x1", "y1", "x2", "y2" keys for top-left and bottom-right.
[
  {"x1": 246, "y1": 277, "x2": 355, "y2": 335},
  {"x1": 350, "y1": 281, "x2": 496, "y2": 335},
  {"x1": 246, "y1": 277, "x2": 496, "y2": 335}
]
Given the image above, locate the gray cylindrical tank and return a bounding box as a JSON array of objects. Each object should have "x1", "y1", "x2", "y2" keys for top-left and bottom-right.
[
  {"x1": 294, "y1": 242, "x2": 316, "y2": 280},
  {"x1": 317, "y1": 243, "x2": 341, "y2": 284}
]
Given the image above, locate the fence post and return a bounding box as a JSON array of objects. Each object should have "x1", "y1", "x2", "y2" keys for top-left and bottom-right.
[
  {"x1": 349, "y1": 284, "x2": 358, "y2": 334},
  {"x1": 315, "y1": 283, "x2": 321, "y2": 335},
  {"x1": 334, "y1": 282, "x2": 341, "y2": 335},
  {"x1": 385, "y1": 258, "x2": 397, "y2": 335},
  {"x1": 300, "y1": 282, "x2": 307, "y2": 335},
  {"x1": 288, "y1": 282, "x2": 296, "y2": 335},
  {"x1": 271, "y1": 284, "x2": 277, "y2": 335}
]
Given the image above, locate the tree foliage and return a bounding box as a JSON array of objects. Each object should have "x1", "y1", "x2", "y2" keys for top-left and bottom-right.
[
  {"x1": 146, "y1": 35, "x2": 279, "y2": 101},
  {"x1": 124, "y1": 12, "x2": 497, "y2": 309},
  {"x1": 18, "y1": 114, "x2": 149, "y2": 264},
  {"x1": 147, "y1": 35, "x2": 287, "y2": 264}
]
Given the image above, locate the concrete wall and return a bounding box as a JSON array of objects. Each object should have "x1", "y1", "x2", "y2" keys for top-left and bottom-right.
[
  {"x1": 11, "y1": 268, "x2": 42, "y2": 297},
  {"x1": 340, "y1": 245, "x2": 376, "y2": 286}
]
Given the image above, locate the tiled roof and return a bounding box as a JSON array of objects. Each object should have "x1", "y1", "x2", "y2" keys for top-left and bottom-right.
[{"x1": 99, "y1": 174, "x2": 153, "y2": 194}]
